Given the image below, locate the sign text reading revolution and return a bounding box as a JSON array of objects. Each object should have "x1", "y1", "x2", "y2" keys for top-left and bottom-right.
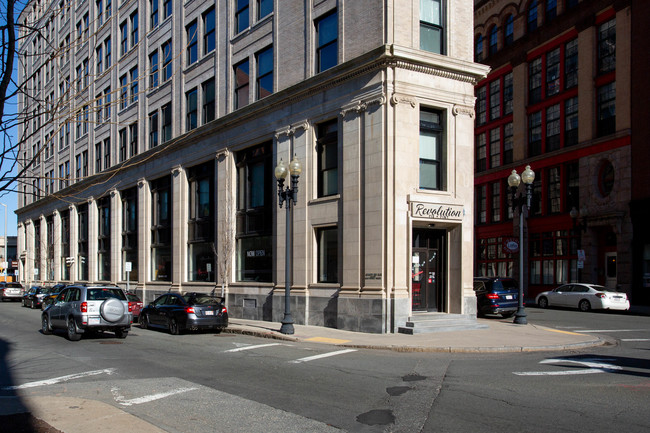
[{"x1": 411, "y1": 203, "x2": 463, "y2": 220}]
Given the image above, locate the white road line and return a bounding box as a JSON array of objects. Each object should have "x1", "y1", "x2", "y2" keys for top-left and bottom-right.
[
  {"x1": 224, "y1": 343, "x2": 284, "y2": 352},
  {"x1": 514, "y1": 358, "x2": 622, "y2": 376},
  {"x1": 514, "y1": 369, "x2": 605, "y2": 376},
  {"x1": 621, "y1": 338, "x2": 650, "y2": 342},
  {"x1": 1, "y1": 368, "x2": 116, "y2": 390},
  {"x1": 289, "y1": 349, "x2": 357, "y2": 364},
  {"x1": 572, "y1": 329, "x2": 647, "y2": 333},
  {"x1": 112, "y1": 386, "x2": 198, "y2": 406}
]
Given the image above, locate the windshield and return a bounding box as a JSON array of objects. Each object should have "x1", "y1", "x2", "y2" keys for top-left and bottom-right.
[
  {"x1": 87, "y1": 288, "x2": 127, "y2": 301},
  {"x1": 184, "y1": 295, "x2": 222, "y2": 305},
  {"x1": 126, "y1": 293, "x2": 141, "y2": 302}
]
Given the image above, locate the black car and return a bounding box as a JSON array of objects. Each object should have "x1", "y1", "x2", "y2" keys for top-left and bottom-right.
[
  {"x1": 473, "y1": 277, "x2": 519, "y2": 318},
  {"x1": 40, "y1": 284, "x2": 67, "y2": 310},
  {"x1": 139, "y1": 292, "x2": 228, "y2": 335},
  {"x1": 22, "y1": 286, "x2": 49, "y2": 309}
]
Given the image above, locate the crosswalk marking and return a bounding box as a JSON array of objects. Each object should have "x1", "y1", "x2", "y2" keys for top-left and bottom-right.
[
  {"x1": 1, "y1": 368, "x2": 116, "y2": 390},
  {"x1": 224, "y1": 343, "x2": 284, "y2": 352},
  {"x1": 289, "y1": 349, "x2": 357, "y2": 364},
  {"x1": 112, "y1": 386, "x2": 198, "y2": 406}
]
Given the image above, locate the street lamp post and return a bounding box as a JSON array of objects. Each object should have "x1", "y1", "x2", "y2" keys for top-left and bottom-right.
[
  {"x1": 274, "y1": 155, "x2": 302, "y2": 335},
  {"x1": 508, "y1": 165, "x2": 535, "y2": 325}
]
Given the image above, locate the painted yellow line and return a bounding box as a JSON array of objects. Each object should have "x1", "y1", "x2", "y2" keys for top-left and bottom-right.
[
  {"x1": 541, "y1": 327, "x2": 585, "y2": 336},
  {"x1": 305, "y1": 337, "x2": 351, "y2": 344}
]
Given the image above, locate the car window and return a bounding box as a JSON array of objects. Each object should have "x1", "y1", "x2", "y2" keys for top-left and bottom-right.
[
  {"x1": 7, "y1": 283, "x2": 23, "y2": 288},
  {"x1": 557, "y1": 285, "x2": 571, "y2": 292},
  {"x1": 169, "y1": 296, "x2": 184, "y2": 306},
  {"x1": 185, "y1": 295, "x2": 221, "y2": 305},
  {"x1": 473, "y1": 281, "x2": 485, "y2": 291},
  {"x1": 87, "y1": 288, "x2": 127, "y2": 301},
  {"x1": 57, "y1": 289, "x2": 69, "y2": 302},
  {"x1": 499, "y1": 280, "x2": 518, "y2": 290},
  {"x1": 126, "y1": 293, "x2": 141, "y2": 302},
  {"x1": 152, "y1": 295, "x2": 168, "y2": 306}
]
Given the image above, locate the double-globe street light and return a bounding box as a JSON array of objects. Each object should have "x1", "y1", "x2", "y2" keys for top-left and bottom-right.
[
  {"x1": 507, "y1": 165, "x2": 535, "y2": 325},
  {"x1": 274, "y1": 155, "x2": 302, "y2": 335}
]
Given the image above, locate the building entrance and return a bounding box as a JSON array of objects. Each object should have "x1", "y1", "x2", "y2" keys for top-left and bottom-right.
[{"x1": 411, "y1": 229, "x2": 446, "y2": 311}]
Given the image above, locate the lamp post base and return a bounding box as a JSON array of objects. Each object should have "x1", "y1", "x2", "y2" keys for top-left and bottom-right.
[
  {"x1": 280, "y1": 315, "x2": 295, "y2": 335},
  {"x1": 513, "y1": 307, "x2": 528, "y2": 325}
]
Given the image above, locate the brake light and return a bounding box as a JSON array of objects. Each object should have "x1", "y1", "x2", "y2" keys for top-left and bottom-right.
[
  {"x1": 127, "y1": 302, "x2": 134, "y2": 312},
  {"x1": 596, "y1": 293, "x2": 606, "y2": 299},
  {"x1": 185, "y1": 306, "x2": 195, "y2": 314},
  {"x1": 221, "y1": 306, "x2": 227, "y2": 314},
  {"x1": 80, "y1": 302, "x2": 87, "y2": 313},
  {"x1": 486, "y1": 293, "x2": 500, "y2": 300}
]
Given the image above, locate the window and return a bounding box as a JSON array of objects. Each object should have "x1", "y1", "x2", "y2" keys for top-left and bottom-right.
[
  {"x1": 120, "y1": 74, "x2": 128, "y2": 109},
  {"x1": 235, "y1": 0, "x2": 249, "y2": 33},
  {"x1": 96, "y1": 45, "x2": 103, "y2": 74},
  {"x1": 258, "y1": 0, "x2": 272, "y2": 20},
  {"x1": 546, "y1": 0, "x2": 557, "y2": 22},
  {"x1": 529, "y1": 57, "x2": 542, "y2": 104},
  {"x1": 529, "y1": 231, "x2": 578, "y2": 286},
  {"x1": 120, "y1": 21, "x2": 128, "y2": 55},
  {"x1": 130, "y1": 66, "x2": 138, "y2": 104},
  {"x1": 202, "y1": 78, "x2": 215, "y2": 123},
  {"x1": 104, "y1": 86, "x2": 111, "y2": 120},
  {"x1": 203, "y1": 7, "x2": 215, "y2": 55},
  {"x1": 105, "y1": 37, "x2": 111, "y2": 69},
  {"x1": 234, "y1": 59, "x2": 249, "y2": 109},
  {"x1": 527, "y1": 0, "x2": 538, "y2": 33},
  {"x1": 475, "y1": 34, "x2": 483, "y2": 62},
  {"x1": 186, "y1": 21, "x2": 198, "y2": 65},
  {"x1": 150, "y1": 51, "x2": 159, "y2": 88},
  {"x1": 547, "y1": 167, "x2": 561, "y2": 214},
  {"x1": 489, "y1": 79, "x2": 500, "y2": 120},
  {"x1": 131, "y1": 11, "x2": 139, "y2": 47},
  {"x1": 489, "y1": 26, "x2": 498, "y2": 55},
  {"x1": 598, "y1": 19, "x2": 616, "y2": 74},
  {"x1": 256, "y1": 46, "x2": 273, "y2": 99},
  {"x1": 162, "y1": 40, "x2": 172, "y2": 82},
  {"x1": 419, "y1": 108, "x2": 444, "y2": 190},
  {"x1": 150, "y1": 0, "x2": 159, "y2": 28},
  {"x1": 96, "y1": 93, "x2": 103, "y2": 122},
  {"x1": 236, "y1": 142, "x2": 273, "y2": 282},
  {"x1": 504, "y1": 15, "x2": 513, "y2": 46},
  {"x1": 565, "y1": 97, "x2": 578, "y2": 147},
  {"x1": 317, "y1": 227, "x2": 338, "y2": 283},
  {"x1": 565, "y1": 39, "x2": 578, "y2": 89},
  {"x1": 476, "y1": 133, "x2": 486, "y2": 173},
  {"x1": 476, "y1": 86, "x2": 486, "y2": 125},
  {"x1": 151, "y1": 176, "x2": 172, "y2": 281},
  {"x1": 566, "y1": 162, "x2": 579, "y2": 212},
  {"x1": 106, "y1": 0, "x2": 112, "y2": 20},
  {"x1": 119, "y1": 128, "x2": 127, "y2": 162},
  {"x1": 76, "y1": 153, "x2": 82, "y2": 178},
  {"x1": 129, "y1": 123, "x2": 138, "y2": 157},
  {"x1": 163, "y1": 0, "x2": 172, "y2": 20},
  {"x1": 186, "y1": 88, "x2": 197, "y2": 131},
  {"x1": 122, "y1": 188, "x2": 138, "y2": 282},
  {"x1": 489, "y1": 128, "x2": 500, "y2": 168},
  {"x1": 104, "y1": 137, "x2": 111, "y2": 168},
  {"x1": 476, "y1": 184, "x2": 487, "y2": 224},
  {"x1": 529, "y1": 111, "x2": 542, "y2": 157},
  {"x1": 149, "y1": 111, "x2": 159, "y2": 147},
  {"x1": 316, "y1": 10, "x2": 338, "y2": 72},
  {"x1": 420, "y1": 0, "x2": 443, "y2": 54},
  {"x1": 546, "y1": 48, "x2": 560, "y2": 97},
  {"x1": 81, "y1": 150, "x2": 88, "y2": 177},
  {"x1": 188, "y1": 162, "x2": 215, "y2": 282},
  {"x1": 503, "y1": 72, "x2": 513, "y2": 115},
  {"x1": 317, "y1": 120, "x2": 338, "y2": 197},
  {"x1": 95, "y1": 142, "x2": 102, "y2": 172},
  {"x1": 162, "y1": 103, "x2": 172, "y2": 143},
  {"x1": 97, "y1": 0, "x2": 104, "y2": 26},
  {"x1": 597, "y1": 82, "x2": 616, "y2": 137},
  {"x1": 491, "y1": 182, "x2": 501, "y2": 223},
  {"x1": 546, "y1": 103, "x2": 560, "y2": 152},
  {"x1": 97, "y1": 196, "x2": 111, "y2": 281}
]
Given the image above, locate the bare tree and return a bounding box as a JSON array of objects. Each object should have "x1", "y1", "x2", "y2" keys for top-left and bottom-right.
[{"x1": 216, "y1": 150, "x2": 235, "y2": 298}]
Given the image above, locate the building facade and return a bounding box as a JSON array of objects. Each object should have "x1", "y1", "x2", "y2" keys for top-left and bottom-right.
[
  {"x1": 16, "y1": 0, "x2": 488, "y2": 333},
  {"x1": 473, "y1": 0, "x2": 648, "y2": 304}
]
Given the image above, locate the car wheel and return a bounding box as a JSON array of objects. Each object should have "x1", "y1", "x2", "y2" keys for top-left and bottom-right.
[
  {"x1": 168, "y1": 318, "x2": 180, "y2": 335},
  {"x1": 42, "y1": 315, "x2": 52, "y2": 335},
  {"x1": 115, "y1": 328, "x2": 128, "y2": 339},
  {"x1": 538, "y1": 297, "x2": 549, "y2": 309},
  {"x1": 140, "y1": 314, "x2": 149, "y2": 329},
  {"x1": 579, "y1": 299, "x2": 591, "y2": 312},
  {"x1": 31, "y1": 300, "x2": 36, "y2": 309},
  {"x1": 66, "y1": 318, "x2": 82, "y2": 341}
]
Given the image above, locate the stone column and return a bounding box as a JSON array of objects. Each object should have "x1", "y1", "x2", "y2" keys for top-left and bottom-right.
[
  {"x1": 137, "y1": 179, "x2": 151, "y2": 297},
  {"x1": 87, "y1": 198, "x2": 97, "y2": 283},
  {"x1": 110, "y1": 189, "x2": 122, "y2": 283},
  {"x1": 171, "y1": 165, "x2": 187, "y2": 289},
  {"x1": 53, "y1": 210, "x2": 61, "y2": 282}
]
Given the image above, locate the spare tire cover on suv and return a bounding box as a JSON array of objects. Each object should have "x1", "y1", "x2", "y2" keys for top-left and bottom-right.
[{"x1": 100, "y1": 298, "x2": 126, "y2": 322}]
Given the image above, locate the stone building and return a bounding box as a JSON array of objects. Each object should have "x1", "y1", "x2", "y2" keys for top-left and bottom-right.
[
  {"x1": 16, "y1": 0, "x2": 488, "y2": 333},
  {"x1": 473, "y1": 0, "x2": 649, "y2": 304}
]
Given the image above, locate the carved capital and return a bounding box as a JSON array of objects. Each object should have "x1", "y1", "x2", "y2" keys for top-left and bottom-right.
[
  {"x1": 137, "y1": 178, "x2": 147, "y2": 188},
  {"x1": 275, "y1": 120, "x2": 311, "y2": 139},
  {"x1": 340, "y1": 95, "x2": 386, "y2": 117},
  {"x1": 171, "y1": 165, "x2": 182, "y2": 176},
  {"x1": 390, "y1": 93, "x2": 417, "y2": 108},
  {"x1": 453, "y1": 104, "x2": 475, "y2": 118}
]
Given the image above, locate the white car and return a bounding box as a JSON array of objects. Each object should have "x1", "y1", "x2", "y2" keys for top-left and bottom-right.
[{"x1": 536, "y1": 283, "x2": 630, "y2": 312}]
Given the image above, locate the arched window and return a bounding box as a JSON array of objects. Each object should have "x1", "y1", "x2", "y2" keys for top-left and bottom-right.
[
  {"x1": 546, "y1": 0, "x2": 557, "y2": 21},
  {"x1": 475, "y1": 34, "x2": 484, "y2": 62},
  {"x1": 489, "y1": 26, "x2": 498, "y2": 54},
  {"x1": 504, "y1": 15, "x2": 514, "y2": 45},
  {"x1": 528, "y1": 0, "x2": 538, "y2": 33}
]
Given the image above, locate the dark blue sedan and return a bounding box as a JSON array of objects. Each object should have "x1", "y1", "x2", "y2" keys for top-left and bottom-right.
[{"x1": 139, "y1": 292, "x2": 228, "y2": 335}]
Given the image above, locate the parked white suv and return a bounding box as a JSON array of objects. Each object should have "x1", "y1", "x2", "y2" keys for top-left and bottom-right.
[{"x1": 41, "y1": 284, "x2": 133, "y2": 341}]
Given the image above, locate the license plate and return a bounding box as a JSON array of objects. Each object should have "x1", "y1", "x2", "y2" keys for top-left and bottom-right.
[
  {"x1": 89, "y1": 317, "x2": 100, "y2": 325},
  {"x1": 204, "y1": 310, "x2": 214, "y2": 315},
  {"x1": 505, "y1": 295, "x2": 513, "y2": 300}
]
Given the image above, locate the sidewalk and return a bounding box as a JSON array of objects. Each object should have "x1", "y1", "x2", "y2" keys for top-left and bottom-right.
[{"x1": 224, "y1": 316, "x2": 609, "y2": 353}]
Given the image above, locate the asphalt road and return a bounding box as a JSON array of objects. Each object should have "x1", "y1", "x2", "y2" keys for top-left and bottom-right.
[{"x1": 1, "y1": 301, "x2": 649, "y2": 432}]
